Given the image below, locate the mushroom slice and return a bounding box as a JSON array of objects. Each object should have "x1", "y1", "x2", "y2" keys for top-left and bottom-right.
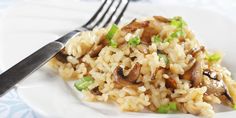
[
  {"x1": 203, "y1": 69, "x2": 218, "y2": 80},
  {"x1": 55, "y1": 50, "x2": 69, "y2": 63},
  {"x1": 126, "y1": 63, "x2": 141, "y2": 83},
  {"x1": 89, "y1": 35, "x2": 109, "y2": 58},
  {"x1": 165, "y1": 78, "x2": 177, "y2": 91},
  {"x1": 187, "y1": 46, "x2": 205, "y2": 57},
  {"x1": 113, "y1": 63, "x2": 142, "y2": 88},
  {"x1": 182, "y1": 61, "x2": 203, "y2": 87},
  {"x1": 153, "y1": 16, "x2": 170, "y2": 23},
  {"x1": 141, "y1": 26, "x2": 159, "y2": 45},
  {"x1": 89, "y1": 45, "x2": 104, "y2": 58},
  {"x1": 121, "y1": 19, "x2": 150, "y2": 33},
  {"x1": 91, "y1": 86, "x2": 102, "y2": 95},
  {"x1": 122, "y1": 19, "x2": 159, "y2": 45},
  {"x1": 203, "y1": 69, "x2": 233, "y2": 104}
]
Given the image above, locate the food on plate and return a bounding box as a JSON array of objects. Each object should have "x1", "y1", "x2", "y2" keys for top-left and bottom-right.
[{"x1": 49, "y1": 16, "x2": 236, "y2": 117}]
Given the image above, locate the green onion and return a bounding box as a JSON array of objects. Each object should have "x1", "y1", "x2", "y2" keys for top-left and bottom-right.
[
  {"x1": 168, "y1": 102, "x2": 177, "y2": 111},
  {"x1": 170, "y1": 16, "x2": 187, "y2": 28},
  {"x1": 157, "y1": 102, "x2": 178, "y2": 113},
  {"x1": 165, "y1": 29, "x2": 185, "y2": 43},
  {"x1": 206, "y1": 52, "x2": 221, "y2": 62},
  {"x1": 171, "y1": 30, "x2": 185, "y2": 38},
  {"x1": 74, "y1": 76, "x2": 94, "y2": 91},
  {"x1": 157, "y1": 104, "x2": 170, "y2": 113},
  {"x1": 167, "y1": 16, "x2": 187, "y2": 43},
  {"x1": 158, "y1": 54, "x2": 169, "y2": 64},
  {"x1": 165, "y1": 36, "x2": 174, "y2": 43},
  {"x1": 106, "y1": 24, "x2": 119, "y2": 40},
  {"x1": 152, "y1": 35, "x2": 161, "y2": 44},
  {"x1": 106, "y1": 24, "x2": 119, "y2": 47},
  {"x1": 109, "y1": 39, "x2": 118, "y2": 48},
  {"x1": 233, "y1": 104, "x2": 236, "y2": 110},
  {"x1": 128, "y1": 36, "x2": 141, "y2": 46}
]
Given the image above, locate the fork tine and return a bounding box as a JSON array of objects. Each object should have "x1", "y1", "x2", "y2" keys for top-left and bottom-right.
[
  {"x1": 88, "y1": 0, "x2": 115, "y2": 29},
  {"x1": 82, "y1": 0, "x2": 130, "y2": 30},
  {"x1": 82, "y1": 0, "x2": 108, "y2": 27},
  {"x1": 114, "y1": 0, "x2": 130, "y2": 24},
  {"x1": 102, "y1": 0, "x2": 122, "y2": 27}
]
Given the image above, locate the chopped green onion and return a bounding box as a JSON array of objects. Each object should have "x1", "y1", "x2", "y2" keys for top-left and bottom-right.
[
  {"x1": 106, "y1": 24, "x2": 119, "y2": 40},
  {"x1": 233, "y1": 104, "x2": 236, "y2": 110},
  {"x1": 165, "y1": 36, "x2": 174, "y2": 43},
  {"x1": 158, "y1": 54, "x2": 169, "y2": 64},
  {"x1": 170, "y1": 16, "x2": 187, "y2": 28},
  {"x1": 179, "y1": 30, "x2": 186, "y2": 37},
  {"x1": 157, "y1": 102, "x2": 178, "y2": 113},
  {"x1": 165, "y1": 29, "x2": 185, "y2": 43},
  {"x1": 206, "y1": 52, "x2": 221, "y2": 62},
  {"x1": 171, "y1": 30, "x2": 185, "y2": 38},
  {"x1": 170, "y1": 32, "x2": 178, "y2": 38},
  {"x1": 157, "y1": 104, "x2": 170, "y2": 113},
  {"x1": 74, "y1": 76, "x2": 94, "y2": 91},
  {"x1": 128, "y1": 36, "x2": 141, "y2": 46},
  {"x1": 167, "y1": 16, "x2": 187, "y2": 43},
  {"x1": 109, "y1": 39, "x2": 118, "y2": 48},
  {"x1": 168, "y1": 102, "x2": 177, "y2": 111},
  {"x1": 106, "y1": 24, "x2": 119, "y2": 48},
  {"x1": 152, "y1": 35, "x2": 161, "y2": 44}
]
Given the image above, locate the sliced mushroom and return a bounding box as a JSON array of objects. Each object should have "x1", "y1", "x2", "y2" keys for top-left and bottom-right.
[
  {"x1": 203, "y1": 69, "x2": 218, "y2": 80},
  {"x1": 203, "y1": 69, "x2": 233, "y2": 104},
  {"x1": 89, "y1": 35, "x2": 109, "y2": 58},
  {"x1": 126, "y1": 63, "x2": 141, "y2": 83},
  {"x1": 141, "y1": 26, "x2": 159, "y2": 45},
  {"x1": 91, "y1": 86, "x2": 102, "y2": 95},
  {"x1": 122, "y1": 19, "x2": 160, "y2": 45},
  {"x1": 182, "y1": 61, "x2": 203, "y2": 87},
  {"x1": 204, "y1": 78, "x2": 225, "y2": 96},
  {"x1": 153, "y1": 16, "x2": 170, "y2": 23},
  {"x1": 113, "y1": 63, "x2": 142, "y2": 88},
  {"x1": 121, "y1": 19, "x2": 150, "y2": 33},
  {"x1": 187, "y1": 46, "x2": 205, "y2": 57},
  {"x1": 165, "y1": 78, "x2": 177, "y2": 91},
  {"x1": 89, "y1": 45, "x2": 104, "y2": 58},
  {"x1": 55, "y1": 50, "x2": 69, "y2": 63}
]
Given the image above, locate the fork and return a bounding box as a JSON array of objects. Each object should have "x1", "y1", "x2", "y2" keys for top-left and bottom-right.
[{"x1": 0, "y1": 0, "x2": 130, "y2": 96}]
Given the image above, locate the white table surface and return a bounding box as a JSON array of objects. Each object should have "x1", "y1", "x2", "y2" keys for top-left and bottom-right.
[{"x1": 0, "y1": 0, "x2": 236, "y2": 118}]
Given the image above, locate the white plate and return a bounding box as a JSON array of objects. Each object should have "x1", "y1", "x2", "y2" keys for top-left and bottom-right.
[{"x1": 1, "y1": 0, "x2": 236, "y2": 118}]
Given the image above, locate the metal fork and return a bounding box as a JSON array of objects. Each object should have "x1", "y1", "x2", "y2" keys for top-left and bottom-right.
[{"x1": 0, "y1": 0, "x2": 130, "y2": 96}]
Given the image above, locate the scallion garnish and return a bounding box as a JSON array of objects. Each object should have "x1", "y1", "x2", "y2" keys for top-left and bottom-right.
[
  {"x1": 109, "y1": 39, "x2": 118, "y2": 48},
  {"x1": 157, "y1": 104, "x2": 169, "y2": 113},
  {"x1": 74, "y1": 76, "x2": 94, "y2": 91},
  {"x1": 233, "y1": 104, "x2": 236, "y2": 110},
  {"x1": 152, "y1": 35, "x2": 161, "y2": 44},
  {"x1": 165, "y1": 28, "x2": 185, "y2": 43},
  {"x1": 106, "y1": 24, "x2": 119, "y2": 40},
  {"x1": 170, "y1": 16, "x2": 187, "y2": 29},
  {"x1": 171, "y1": 30, "x2": 185, "y2": 38},
  {"x1": 128, "y1": 36, "x2": 141, "y2": 46},
  {"x1": 166, "y1": 16, "x2": 187, "y2": 43},
  {"x1": 106, "y1": 24, "x2": 119, "y2": 47},
  {"x1": 206, "y1": 52, "x2": 221, "y2": 63},
  {"x1": 157, "y1": 102, "x2": 178, "y2": 113},
  {"x1": 158, "y1": 54, "x2": 169, "y2": 64},
  {"x1": 168, "y1": 102, "x2": 177, "y2": 111}
]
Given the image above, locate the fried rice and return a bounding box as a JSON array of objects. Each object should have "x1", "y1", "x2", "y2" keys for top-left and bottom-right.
[{"x1": 49, "y1": 16, "x2": 236, "y2": 117}]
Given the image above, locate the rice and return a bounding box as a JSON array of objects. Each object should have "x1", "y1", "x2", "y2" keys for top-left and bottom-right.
[{"x1": 48, "y1": 16, "x2": 236, "y2": 117}]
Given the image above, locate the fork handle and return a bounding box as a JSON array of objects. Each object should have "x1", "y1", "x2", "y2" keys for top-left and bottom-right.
[
  {"x1": 0, "y1": 41, "x2": 64, "y2": 96},
  {"x1": 0, "y1": 30, "x2": 80, "y2": 97}
]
